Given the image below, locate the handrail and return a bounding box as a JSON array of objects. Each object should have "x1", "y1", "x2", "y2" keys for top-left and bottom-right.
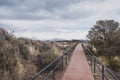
[
  {"x1": 32, "y1": 42, "x2": 78, "y2": 80},
  {"x1": 32, "y1": 56, "x2": 62, "y2": 80},
  {"x1": 82, "y1": 44, "x2": 120, "y2": 80}
]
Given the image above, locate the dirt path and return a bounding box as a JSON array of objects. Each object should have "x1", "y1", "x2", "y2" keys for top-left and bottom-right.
[{"x1": 61, "y1": 43, "x2": 95, "y2": 80}]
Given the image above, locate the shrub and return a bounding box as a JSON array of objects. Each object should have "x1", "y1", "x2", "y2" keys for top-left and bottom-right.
[
  {"x1": 36, "y1": 52, "x2": 59, "y2": 70},
  {"x1": 18, "y1": 42, "x2": 31, "y2": 60},
  {"x1": 108, "y1": 59, "x2": 120, "y2": 71},
  {"x1": 0, "y1": 43, "x2": 20, "y2": 80}
]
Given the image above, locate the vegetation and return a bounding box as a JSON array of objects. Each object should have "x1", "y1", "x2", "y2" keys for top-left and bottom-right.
[
  {"x1": 0, "y1": 28, "x2": 76, "y2": 80},
  {"x1": 87, "y1": 20, "x2": 120, "y2": 73}
]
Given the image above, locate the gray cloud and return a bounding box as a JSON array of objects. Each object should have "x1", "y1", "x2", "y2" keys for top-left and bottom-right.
[
  {"x1": 0, "y1": 0, "x2": 120, "y2": 39},
  {"x1": 0, "y1": 0, "x2": 24, "y2": 7},
  {"x1": 0, "y1": 0, "x2": 104, "y2": 20}
]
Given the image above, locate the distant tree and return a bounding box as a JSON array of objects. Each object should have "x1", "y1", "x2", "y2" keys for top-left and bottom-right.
[{"x1": 87, "y1": 20, "x2": 120, "y2": 58}]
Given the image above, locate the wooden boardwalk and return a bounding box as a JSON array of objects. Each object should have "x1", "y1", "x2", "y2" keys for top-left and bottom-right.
[{"x1": 62, "y1": 43, "x2": 95, "y2": 80}]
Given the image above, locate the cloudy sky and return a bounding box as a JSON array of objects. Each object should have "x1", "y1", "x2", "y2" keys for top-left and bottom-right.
[{"x1": 0, "y1": 0, "x2": 120, "y2": 40}]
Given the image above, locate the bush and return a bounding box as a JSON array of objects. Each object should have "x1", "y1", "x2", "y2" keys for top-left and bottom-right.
[
  {"x1": 18, "y1": 42, "x2": 31, "y2": 60},
  {"x1": 36, "y1": 52, "x2": 59, "y2": 70},
  {"x1": 0, "y1": 43, "x2": 20, "y2": 80},
  {"x1": 108, "y1": 59, "x2": 120, "y2": 71}
]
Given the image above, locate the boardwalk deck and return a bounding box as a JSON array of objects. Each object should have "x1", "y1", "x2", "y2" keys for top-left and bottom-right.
[{"x1": 61, "y1": 43, "x2": 94, "y2": 80}]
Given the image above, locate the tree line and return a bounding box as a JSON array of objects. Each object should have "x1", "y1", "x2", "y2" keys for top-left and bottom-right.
[{"x1": 87, "y1": 20, "x2": 120, "y2": 71}]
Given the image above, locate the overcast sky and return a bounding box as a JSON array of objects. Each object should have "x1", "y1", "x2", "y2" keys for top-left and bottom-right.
[{"x1": 0, "y1": 0, "x2": 120, "y2": 40}]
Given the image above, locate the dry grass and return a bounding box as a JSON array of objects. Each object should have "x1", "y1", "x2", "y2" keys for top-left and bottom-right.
[{"x1": 0, "y1": 28, "x2": 76, "y2": 80}]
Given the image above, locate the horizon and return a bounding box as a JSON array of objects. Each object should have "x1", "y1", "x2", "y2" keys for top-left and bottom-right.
[{"x1": 0, "y1": 0, "x2": 120, "y2": 40}]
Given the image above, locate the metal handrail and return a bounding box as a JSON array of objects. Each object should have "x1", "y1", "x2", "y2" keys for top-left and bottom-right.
[
  {"x1": 82, "y1": 44, "x2": 120, "y2": 80},
  {"x1": 32, "y1": 56, "x2": 62, "y2": 80},
  {"x1": 32, "y1": 42, "x2": 78, "y2": 80}
]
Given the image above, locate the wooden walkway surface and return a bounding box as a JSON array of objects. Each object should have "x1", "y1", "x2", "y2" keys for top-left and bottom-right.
[{"x1": 61, "y1": 43, "x2": 95, "y2": 80}]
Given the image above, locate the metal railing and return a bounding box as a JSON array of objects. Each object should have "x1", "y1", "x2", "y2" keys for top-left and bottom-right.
[
  {"x1": 82, "y1": 44, "x2": 120, "y2": 80},
  {"x1": 32, "y1": 42, "x2": 78, "y2": 80}
]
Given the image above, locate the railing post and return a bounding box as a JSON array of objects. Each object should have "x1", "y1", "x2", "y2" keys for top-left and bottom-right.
[
  {"x1": 94, "y1": 57, "x2": 96, "y2": 74},
  {"x1": 68, "y1": 52, "x2": 70, "y2": 60},
  {"x1": 87, "y1": 50, "x2": 89, "y2": 60},
  {"x1": 53, "y1": 71, "x2": 55, "y2": 80},
  {"x1": 102, "y1": 65, "x2": 104, "y2": 80},
  {"x1": 90, "y1": 56, "x2": 92, "y2": 66},
  {"x1": 90, "y1": 56, "x2": 93, "y2": 66},
  {"x1": 66, "y1": 54, "x2": 68, "y2": 65},
  {"x1": 62, "y1": 56, "x2": 64, "y2": 72}
]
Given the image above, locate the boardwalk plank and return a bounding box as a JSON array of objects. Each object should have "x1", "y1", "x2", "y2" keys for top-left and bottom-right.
[{"x1": 62, "y1": 43, "x2": 94, "y2": 80}]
